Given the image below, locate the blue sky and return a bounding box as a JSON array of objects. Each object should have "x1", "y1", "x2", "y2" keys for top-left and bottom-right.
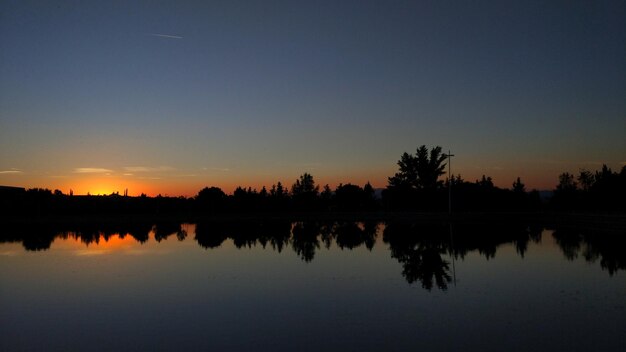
[{"x1": 1, "y1": 0, "x2": 625, "y2": 195}]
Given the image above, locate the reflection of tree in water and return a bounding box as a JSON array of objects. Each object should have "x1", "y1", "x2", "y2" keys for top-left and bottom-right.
[
  {"x1": 553, "y1": 227, "x2": 626, "y2": 275},
  {"x1": 383, "y1": 219, "x2": 546, "y2": 290},
  {"x1": 449, "y1": 220, "x2": 540, "y2": 260},
  {"x1": 291, "y1": 222, "x2": 320, "y2": 262},
  {"x1": 383, "y1": 221, "x2": 452, "y2": 290},
  {"x1": 69, "y1": 223, "x2": 102, "y2": 245},
  {"x1": 553, "y1": 229, "x2": 583, "y2": 260},
  {"x1": 362, "y1": 221, "x2": 378, "y2": 250},
  {"x1": 333, "y1": 221, "x2": 377, "y2": 250},
  {"x1": 593, "y1": 241, "x2": 626, "y2": 275},
  {"x1": 20, "y1": 223, "x2": 58, "y2": 251},
  {"x1": 230, "y1": 222, "x2": 261, "y2": 248},
  {"x1": 512, "y1": 224, "x2": 541, "y2": 258},
  {"x1": 513, "y1": 224, "x2": 542, "y2": 258},
  {"x1": 194, "y1": 222, "x2": 228, "y2": 249},
  {"x1": 194, "y1": 220, "x2": 293, "y2": 251},
  {"x1": 401, "y1": 246, "x2": 451, "y2": 290},
  {"x1": 228, "y1": 221, "x2": 293, "y2": 250},
  {"x1": 260, "y1": 221, "x2": 292, "y2": 253},
  {"x1": 319, "y1": 221, "x2": 335, "y2": 249},
  {"x1": 176, "y1": 228, "x2": 187, "y2": 241},
  {"x1": 5, "y1": 217, "x2": 624, "y2": 278},
  {"x1": 154, "y1": 222, "x2": 185, "y2": 242},
  {"x1": 20, "y1": 221, "x2": 156, "y2": 249}
]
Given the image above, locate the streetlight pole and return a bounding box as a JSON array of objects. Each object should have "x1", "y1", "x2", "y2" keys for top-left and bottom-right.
[
  {"x1": 445, "y1": 150, "x2": 457, "y2": 287},
  {"x1": 446, "y1": 150, "x2": 454, "y2": 215}
]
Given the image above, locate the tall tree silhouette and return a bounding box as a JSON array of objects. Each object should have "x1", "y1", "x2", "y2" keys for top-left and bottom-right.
[
  {"x1": 291, "y1": 173, "x2": 319, "y2": 195},
  {"x1": 291, "y1": 173, "x2": 319, "y2": 210},
  {"x1": 512, "y1": 177, "x2": 525, "y2": 193},
  {"x1": 556, "y1": 172, "x2": 577, "y2": 192},
  {"x1": 388, "y1": 145, "x2": 447, "y2": 190},
  {"x1": 196, "y1": 186, "x2": 227, "y2": 213},
  {"x1": 577, "y1": 170, "x2": 595, "y2": 191}
]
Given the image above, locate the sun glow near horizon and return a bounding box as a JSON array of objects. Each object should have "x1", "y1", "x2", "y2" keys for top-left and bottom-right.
[
  {"x1": 2, "y1": 166, "x2": 577, "y2": 197},
  {"x1": 54, "y1": 177, "x2": 154, "y2": 197}
]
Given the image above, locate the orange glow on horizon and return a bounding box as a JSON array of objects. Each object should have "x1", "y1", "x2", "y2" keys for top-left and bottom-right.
[
  {"x1": 54, "y1": 231, "x2": 155, "y2": 253},
  {"x1": 90, "y1": 233, "x2": 139, "y2": 249},
  {"x1": 37, "y1": 173, "x2": 392, "y2": 197},
  {"x1": 13, "y1": 167, "x2": 564, "y2": 198},
  {"x1": 51, "y1": 176, "x2": 156, "y2": 197}
]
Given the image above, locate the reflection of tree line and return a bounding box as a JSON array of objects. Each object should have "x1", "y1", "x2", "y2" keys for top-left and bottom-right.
[
  {"x1": 195, "y1": 221, "x2": 377, "y2": 262},
  {"x1": 552, "y1": 227, "x2": 626, "y2": 275},
  {"x1": 0, "y1": 220, "x2": 624, "y2": 288},
  {"x1": 382, "y1": 221, "x2": 544, "y2": 290},
  {"x1": 0, "y1": 221, "x2": 184, "y2": 251}
]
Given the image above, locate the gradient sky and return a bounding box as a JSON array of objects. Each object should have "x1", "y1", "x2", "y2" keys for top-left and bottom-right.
[{"x1": 1, "y1": 0, "x2": 625, "y2": 196}]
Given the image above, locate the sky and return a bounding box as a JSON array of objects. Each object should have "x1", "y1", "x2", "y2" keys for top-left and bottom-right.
[{"x1": 1, "y1": 0, "x2": 625, "y2": 196}]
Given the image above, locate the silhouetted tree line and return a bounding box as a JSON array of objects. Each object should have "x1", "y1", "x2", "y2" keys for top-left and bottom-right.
[
  {"x1": 1, "y1": 219, "x2": 623, "y2": 288},
  {"x1": 0, "y1": 188, "x2": 194, "y2": 218},
  {"x1": 1, "y1": 145, "x2": 625, "y2": 217},
  {"x1": 194, "y1": 174, "x2": 378, "y2": 214},
  {"x1": 550, "y1": 164, "x2": 626, "y2": 211},
  {"x1": 382, "y1": 146, "x2": 543, "y2": 212}
]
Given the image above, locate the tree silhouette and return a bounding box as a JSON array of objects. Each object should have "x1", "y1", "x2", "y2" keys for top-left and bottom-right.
[
  {"x1": 512, "y1": 177, "x2": 525, "y2": 193},
  {"x1": 577, "y1": 170, "x2": 595, "y2": 191},
  {"x1": 196, "y1": 186, "x2": 227, "y2": 212},
  {"x1": 556, "y1": 172, "x2": 577, "y2": 192},
  {"x1": 385, "y1": 146, "x2": 448, "y2": 210},
  {"x1": 270, "y1": 182, "x2": 287, "y2": 198},
  {"x1": 291, "y1": 173, "x2": 319, "y2": 210},
  {"x1": 334, "y1": 183, "x2": 375, "y2": 211},
  {"x1": 388, "y1": 145, "x2": 447, "y2": 190},
  {"x1": 291, "y1": 173, "x2": 319, "y2": 195},
  {"x1": 477, "y1": 175, "x2": 494, "y2": 188},
  {"x1": 291, "y1": 222, "x2": 320, "y2": 262}
]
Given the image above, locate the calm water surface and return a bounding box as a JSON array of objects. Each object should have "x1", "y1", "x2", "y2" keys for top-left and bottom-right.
[{"x1": 1, "y1": 221, "x2": 624, "y2": 351}]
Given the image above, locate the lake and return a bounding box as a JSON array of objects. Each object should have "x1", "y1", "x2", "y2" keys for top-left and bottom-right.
[{"x1": 1, "y1": 219, "x2": 625, "y2": 351}]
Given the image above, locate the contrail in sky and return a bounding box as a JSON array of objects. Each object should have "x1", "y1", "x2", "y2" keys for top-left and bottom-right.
[
  {"x1": 74, "y1": 168, "x2": 113, "y2": 174},
  {"x1": 148, "y1": 33, "x2": 183, "y2": 39},
  {"x1": 0, "y1": 170, "x2": 22, "y2": 174}
]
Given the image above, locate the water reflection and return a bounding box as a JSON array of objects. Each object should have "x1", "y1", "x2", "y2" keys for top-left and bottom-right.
[
  {"x1": 154, "y1": 222, "x2": 187, "y2": 242},
  {"x1": 334, "y1": 221, "x2": 377, "y2": 250},
  {"x1": 0, "y1": 219, "x2": 624, "y2": 286},
  {"x1": 195, "y1": 221, "x2": 228, "y2": 249},
  {"x1": 383, "y1": 222, "x2": 452, "y2": 290},
  {"x1": 553, "y1": 227, "x2": 626, "y2": 275}
]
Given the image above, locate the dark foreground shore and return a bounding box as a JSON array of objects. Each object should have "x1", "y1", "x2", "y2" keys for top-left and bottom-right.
[{"x1": 2, "y1": 211, "x2": 625, "y2": 232}]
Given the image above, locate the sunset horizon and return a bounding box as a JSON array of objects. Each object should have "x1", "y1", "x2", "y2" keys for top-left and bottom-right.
[
  {"x1": 2, "y1": 2, "x2": 625, "y2": 351},
  {"x1": 1, "y1": 156, "x2": 624, "y2": 197},
  {"x1": 1, "y1": 1, "x2": 624, "y2": 198}
]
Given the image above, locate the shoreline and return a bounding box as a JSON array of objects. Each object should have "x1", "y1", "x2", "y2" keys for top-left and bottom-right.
[{"x1": 1, "y1": 211, "x2": 625, "y2": 229}]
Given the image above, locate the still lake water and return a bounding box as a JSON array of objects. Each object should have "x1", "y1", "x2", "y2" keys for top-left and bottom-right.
[{"x1": 1, "y1": 220, "x2": 624, "y2": 351}]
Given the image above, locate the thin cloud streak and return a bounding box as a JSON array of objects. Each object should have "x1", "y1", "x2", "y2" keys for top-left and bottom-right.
[
  {"x1": 75, "y1": 249, "x2": 109, "y2": 256},
  {"x1": 124, "y1": 166, "x2": 174, "y2": 173},
  {"x1": 0, "y1": 170, "x2": 22, "y2": 174},
  {"x1": 0, "y1": 250, "x2": 20, "y2": 256},
  {"x1": 147, "y1": 33, "x2": 183, "y2": 39},
  {"x1": 74, "y1": 168, "x2": 113, "y2": 174}
]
